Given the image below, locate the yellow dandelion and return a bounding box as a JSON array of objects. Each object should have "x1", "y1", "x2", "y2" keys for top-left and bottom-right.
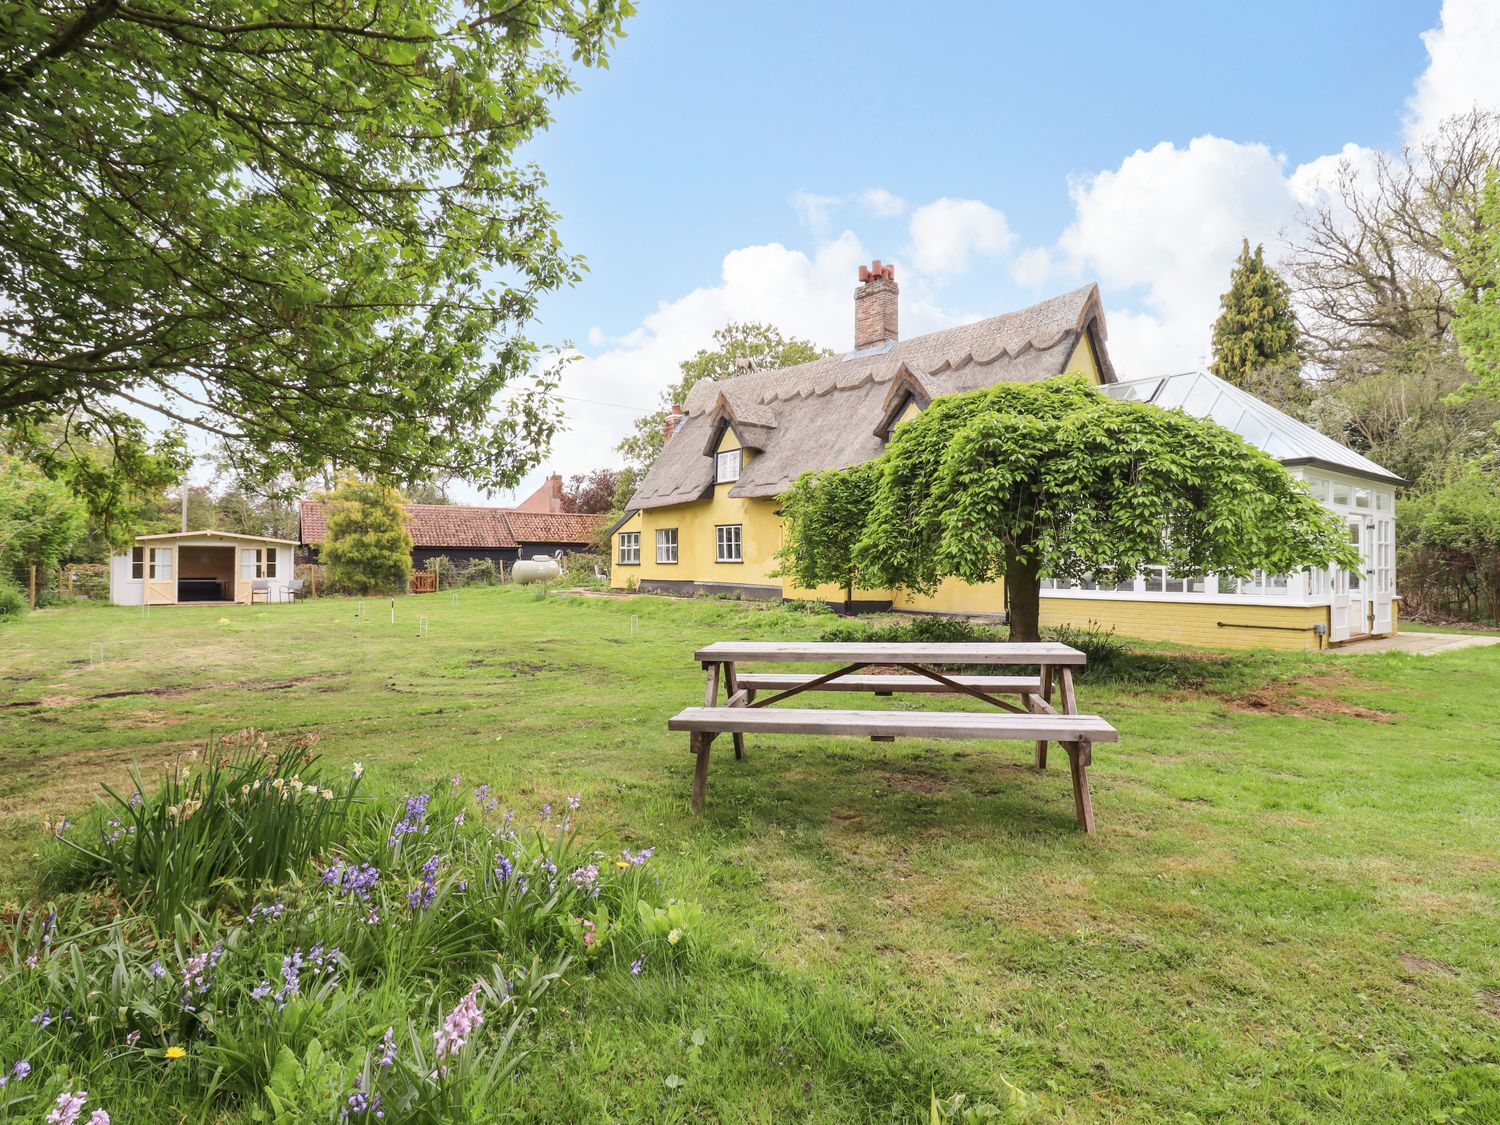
[
  {"x1": 164, "y1": 1045, "x2": 187, "y2": 1060},
  {"x1": 615, "y1": 860, "x2": 631, "y2": 870}
]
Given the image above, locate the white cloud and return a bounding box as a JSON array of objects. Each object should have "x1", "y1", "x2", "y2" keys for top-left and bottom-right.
[
  {"x1": 789, "y1": 191, "x2": 843, "y2": 237},
  {"x1": 858, "y1": 187, "x2": 907, "y2": 217},
  {"x1": 1009, "y1": 246, "x2": 1056, "y2": 289},
  {"x1": 907, "y1": 197, "x2": 1015, "y2": 276},
  {"x1": 1406, "y1": 0, "x2": 1500, "y2": 141}
]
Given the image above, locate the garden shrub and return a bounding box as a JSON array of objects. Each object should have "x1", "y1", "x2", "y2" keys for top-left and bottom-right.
[
  {"x1": 1043, "y1": 621, "x2": 1128, "y2": 678},
  {"x1": 0, "y1": 574, "x2": 24, "y2": 620},
  {"x1": 819, "y1": 614, "x2": 1002, "y2": 645},
  {"x1": 460, "y1": 558, "x2": 497, "y2": 586},
  {"x1": 4, "y1": 739, "x2": 691, "y2": 1124}
]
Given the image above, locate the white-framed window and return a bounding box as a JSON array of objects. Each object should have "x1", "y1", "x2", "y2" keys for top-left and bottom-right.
[
  {"x1": 1332, "y1": 483, "x2": 1351, "y2": 506},
  {"x1": 1376, "y1": 519, "x2": 1393, "y2": 593},
  {"x1": 239, "y1": 548, "x2": 276, "y2": 579},
  {"x1": 1375, "y1": 490, "x2": 1390, "y2": 512},
  {"x1": 130, "y1": 546, "x2": 145, "y2": 580},
  {"x1": 1306, "y1": 477, "x2": 1330, "y2": 501},
  {"x1": 715, "y1": 524, "x2": 743, "y2": 563},
  {"x1": 1219, "y1": 571, "x2": 1290, "y2": 596},
  {"x1": 149, "y1": 547, "x2": 173, "y2": 580},
  {"x1": 1353, "y1": 487, "x2": 1370, "y2": 509},
  {"x1": 715, "y1": 449, "x2": 741, "y2": 484},
  {"x1": 617, "y1": 531, "x2": 640, "y2": 565},
  {"x1": 655, "y1": 528, "x2": 678, "y2": 564}
]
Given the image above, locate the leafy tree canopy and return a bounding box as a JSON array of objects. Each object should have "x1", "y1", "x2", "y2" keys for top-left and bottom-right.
[
  {"x1": 779, "y1": 377, "x2": 1358, "y2": 641},
  {"x1": 1, "y1": 0, "x2": 633, "y2": 523},
  {"x1": 1447, "y1": 166, "x2": 1500, "y2": 413},
  {"x1": 0, "y1": 454, "x2": 87, "y2": 587},
  {"x1": 1210, "y1": 239, "x2": 1301, "y2": 388},
  {"x1": 561, "y1": 467, "x2": 620, "y2": 513},
  {"x1": 320, "y1": 475, "x2": 413, "y2": 596},
  {"x1": 617, "y1": 323, "x2": 831, "y2": 470}
]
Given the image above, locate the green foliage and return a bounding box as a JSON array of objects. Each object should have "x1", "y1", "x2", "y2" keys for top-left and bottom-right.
[
  {"x1": 1, "y1": 2, "x2": 635, "y2": 503},
  {"x1": 617, "y1": 323, "x2": 832, "y2": 471},
  {"x1": 775, "y1": 461, "x2": 879, "y2": 603},
  {"x1": 820, "y1": 614, "x2": 1002, "y2": 645},
  {"x1": 0, "y1": 454, "x2": 86, "y2": 586},
  {"x1": 54, "y1": 730, "x2": 357, "y2": 929},
  {"x1": 1398, "y1": 464, "x2": 1500, "y2": 621},
  {"x1": 1043, "y1": 620, "x2": 1128, "y2": 676},
  {"x1": 1447, "y1": 166, "x2": 1500, "y2": 408},
  {"x1": 7, "y1": 742, "x2": 689, "y2": 1123},
  {"x1": 321, "y1": 476, "x2": 414, "y2": 596},
  {"x1": 780, "y1": 377, "x2": 1359, "y2": 641},
  {"x1": 0, "y1": 573, "x2": 24, "y2": 620},
  {"x1": 1210, "y1": 239, "x2": 1302, "y2": 388}
]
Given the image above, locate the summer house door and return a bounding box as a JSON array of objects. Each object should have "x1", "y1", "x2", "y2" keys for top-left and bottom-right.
[{"x1": 144, "y1": 546, "x2": 176, "y2": 605}]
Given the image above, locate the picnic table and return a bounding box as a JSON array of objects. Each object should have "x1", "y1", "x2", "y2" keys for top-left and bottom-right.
[{"x1": 667, "y1": 640, "x2": 1118, "y2": 832}]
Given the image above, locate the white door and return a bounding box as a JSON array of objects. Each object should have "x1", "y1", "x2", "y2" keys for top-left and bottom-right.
[
  {"x1": 1372, "y1": 518, "x2": 1394, "y2": 634},
  {"x1": 1345, "y1": 519, "x2": 1371, "y2": 638}
]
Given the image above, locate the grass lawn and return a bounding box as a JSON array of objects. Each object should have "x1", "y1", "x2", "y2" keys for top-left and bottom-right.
[{"x1": 2, "y1": 588, "x2": 1497, "y2": 1122}]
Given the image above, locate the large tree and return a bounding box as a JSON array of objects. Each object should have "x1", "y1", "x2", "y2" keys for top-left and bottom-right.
[
  {"x1": 617, "y1": 323, "x2": 831, "y2": 470},
  {"x1": 320, "y1": 476, "x2": 414, "y2": 596},
  {"x1": 1446, "y1": 166, "x2": 1500, "y2": 408},
  {"x1": 778, "y1": 378, "x2": 1357, "y2": 642},
  {"x1": 561, "y1": 467, "x2": 620, "y2": 513},
  {"x1": 0, "y1": 455, "x2": 86, "y2": 588},
  {"x1": 1210, "y1": 239, "x2": 1301, "y2": 388},
  {"x1": 1, "y1": 1, "x2": 631, "y2": 518}
]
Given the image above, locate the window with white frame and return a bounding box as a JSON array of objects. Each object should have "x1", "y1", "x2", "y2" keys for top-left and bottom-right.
[
  {"x1": 149, "y1": 547, "x2": 173, "y2": 580},
  {"x1": 617, "y1": 531, "x2": 640, "y2": 565},
  {"x1": 715, "y1": 449, "x2": 741, "y2": 484},
  {"x1": 131, "y1": 546, "x2": 145, "y2": 580},
  {"x1": 715, "y1": 524, "x2": 742, "y2": 563},
  {"x1": 1376, "y1": 519, "x2": 1393, "y2": 593},
  {"x1": 240, "y1": 548, "x2": 276, "y2": 579},
  {"x1": 1306, "y1": 477, "x2": 1330, "y2": 501},
  {"x1": 655, "y1": 528, "x2": 678, "y2": 564}
]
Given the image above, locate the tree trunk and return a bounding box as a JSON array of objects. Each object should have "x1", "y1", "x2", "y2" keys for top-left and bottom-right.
[{"x1": 1005, "y1": 551, "x2": 1042, "y2": 642}]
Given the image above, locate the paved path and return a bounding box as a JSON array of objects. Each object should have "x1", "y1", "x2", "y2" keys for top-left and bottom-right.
[{"x1": 1333, "y1": 630, "x2": 1500, "y2": 656}]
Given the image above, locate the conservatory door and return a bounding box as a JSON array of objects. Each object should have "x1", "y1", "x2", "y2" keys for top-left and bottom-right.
[
  {"x1": 1371, "y1": 517, "x2": 1394, "y2": 634},
  {"x1": 1344, "y1": 518, "x2": 1371, "y2": 638}
]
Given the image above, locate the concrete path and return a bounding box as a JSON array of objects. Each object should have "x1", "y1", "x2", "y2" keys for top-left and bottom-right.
[{"x1": 1333, "y1": 630, "x2": 1500, "y2": 656}]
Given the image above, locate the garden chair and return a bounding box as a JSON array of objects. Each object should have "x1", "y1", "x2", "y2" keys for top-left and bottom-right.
[{"x1": 250, "y1": 579, "x2": 270, "y2": 604}]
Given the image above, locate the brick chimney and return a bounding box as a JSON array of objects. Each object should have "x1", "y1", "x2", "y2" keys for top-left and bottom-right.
[
  {"x1": 854, "y1": 260, "x2": 898, "y2": 351},
  {"x1": 662, "y1": 403, "x2": 682, "y2": 443},
  {"x1": 515, "y1": 472, "x2": 565, "y2": 513}
]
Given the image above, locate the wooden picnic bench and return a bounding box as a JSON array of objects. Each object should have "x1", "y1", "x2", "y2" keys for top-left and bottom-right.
[{"x1": 668, "y1": 640, "x2": 1117, "y2": 832}]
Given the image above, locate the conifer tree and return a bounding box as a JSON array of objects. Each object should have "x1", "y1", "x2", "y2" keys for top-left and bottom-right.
[
  {"x1": 1210, "y1": 240, "x2": 1302, "y2": 387},
  {"x1": 320, "y1": 476, "x2": 413, "y2": 596}
]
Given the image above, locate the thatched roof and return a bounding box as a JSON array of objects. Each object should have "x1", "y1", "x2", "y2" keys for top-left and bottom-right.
[{"x1": 627, "y1": 283, "x2": 1115, "y2": 510}]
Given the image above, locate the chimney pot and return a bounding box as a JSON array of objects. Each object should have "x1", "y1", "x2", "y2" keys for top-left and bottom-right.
[{"x1": 853, "y1": 259, "x2": 899, "y2": 351}]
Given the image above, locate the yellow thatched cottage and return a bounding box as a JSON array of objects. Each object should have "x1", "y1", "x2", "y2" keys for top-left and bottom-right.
[{"x1": 610, "y1": 264, "x2": 1400, "y2": 650}]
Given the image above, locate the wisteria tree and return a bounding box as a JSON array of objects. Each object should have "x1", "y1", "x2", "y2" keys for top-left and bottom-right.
[{"x1": 779, "y1": 377, "x2": 1359, "y2": 641}]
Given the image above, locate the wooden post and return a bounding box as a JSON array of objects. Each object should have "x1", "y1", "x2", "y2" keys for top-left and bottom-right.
[
  {"x1": 1064, "y1": 739, "x2": 1096, "y2": 834},
  {"x1": 28, "y1": 564, "x2": 36, "y2": 610},
  {"x1": 310, "y1": 567, "x2": 318, "y2": 598},
  {"x1": 66, "y1": 566, "x2": 74, "y2": 596},
  {"x1": 1035, "y1": 663, "x2": 1051, "y2": 769},
  {"x1": 690, "y1": 731, "x2": 712, "y2": 813},
  {"x1": 722, "y1": 661, "x2": 746, "y2": 761}
]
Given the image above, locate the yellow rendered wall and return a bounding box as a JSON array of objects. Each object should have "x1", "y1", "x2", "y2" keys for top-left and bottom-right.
[
  {"x1": 1063, "y1": 332, "x2": 1102, "y2": 383},
  {"x1": 610, "y1": 491, "x2": 786, "y2": 589},
  {"x1": 893, "y1": 576, "x2": 1006, "y2": 614},
  {"x1": 1039, "y1": 597, "x2": 1331, "y2": 652}
]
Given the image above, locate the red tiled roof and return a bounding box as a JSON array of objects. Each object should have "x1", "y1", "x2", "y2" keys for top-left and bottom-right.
[
  {"x1": 504, "y1": 511, "x2": 605, "y2": 544},
  {"x1": 299, "y1": 499, "x2": 603, "y2": 549}
]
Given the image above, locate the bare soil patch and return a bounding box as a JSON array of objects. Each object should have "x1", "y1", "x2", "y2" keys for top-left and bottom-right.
[
  {"x1": 1223, "y1": 672, "x2": 1399, "y2": 722},
  {"x1": 1479, "y1": 989, "x2": 1500, "y2": 1018},
  {"x1": 1398, "y1": 954, "x2": 1456, "y2": 977}
]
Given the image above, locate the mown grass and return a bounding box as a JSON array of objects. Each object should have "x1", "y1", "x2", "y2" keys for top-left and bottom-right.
[{"x1": 2, "y1": 588, "x2": 1497, "y2": 1122}]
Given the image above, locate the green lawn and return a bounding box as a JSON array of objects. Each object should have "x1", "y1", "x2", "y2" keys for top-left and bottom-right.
[{"x1": 2, "y1": 589, "x2": 1497, "y2": 1122}]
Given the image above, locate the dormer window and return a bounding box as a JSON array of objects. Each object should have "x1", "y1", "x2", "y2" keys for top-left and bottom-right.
[{"x1": 715, "y1": 449, "x2": 741, "y2": 483}]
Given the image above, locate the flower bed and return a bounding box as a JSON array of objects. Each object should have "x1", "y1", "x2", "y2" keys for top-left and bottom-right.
[{"x1": 0, "y1": 733, "x2": 698, "y2": 1123}]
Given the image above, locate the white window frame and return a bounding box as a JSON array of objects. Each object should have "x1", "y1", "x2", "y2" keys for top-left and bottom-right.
[
  {"x1": 130, "y1": 546, "x2": 145, "y2": 580},
  {"x1": 715, "y1": 449, "x2": 741, "y2": 484},
  {"x1": 149, "y1": 547, "x2": 173, "y2": 580},
  {"x1": 715, "y1": 524, "x2": 743, "y2": 563},
  {"x1": 617, "y1": 531, "x2": 640, "y2": 565},
  {"x1": 655, "y1": 528, "x2": 678, "y2": 564}
]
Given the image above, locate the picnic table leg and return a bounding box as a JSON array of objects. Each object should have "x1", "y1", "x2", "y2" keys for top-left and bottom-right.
[
  {"x1": 1064, "y1": 738, "x2": 1096, "y2": 834},
  {"x1": 722, "y1": 661, "x2": 746, "y2": 761},
  {"x1": 690, "y1": 731, "x2": 712, "y2": 813},
  {"x1": 1034, "y1": 663, "x2": 1052, "y2": 769}
]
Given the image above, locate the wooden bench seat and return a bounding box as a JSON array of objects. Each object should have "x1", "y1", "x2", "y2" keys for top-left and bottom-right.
[
  {"x1": 734, "y1": 672, "x2": 1041, "y2": 696},
  {"x1": 669, "y1": 706, "x2": 1116, "y2": 743},
  {"x1": 670, "y1": 706, "x2": 1116, "y2": 830}
]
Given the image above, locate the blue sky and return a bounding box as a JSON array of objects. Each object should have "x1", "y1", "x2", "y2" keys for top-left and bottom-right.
[{"x1": 465, "y1": 0, "x2": 1500, "y2": 506}]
